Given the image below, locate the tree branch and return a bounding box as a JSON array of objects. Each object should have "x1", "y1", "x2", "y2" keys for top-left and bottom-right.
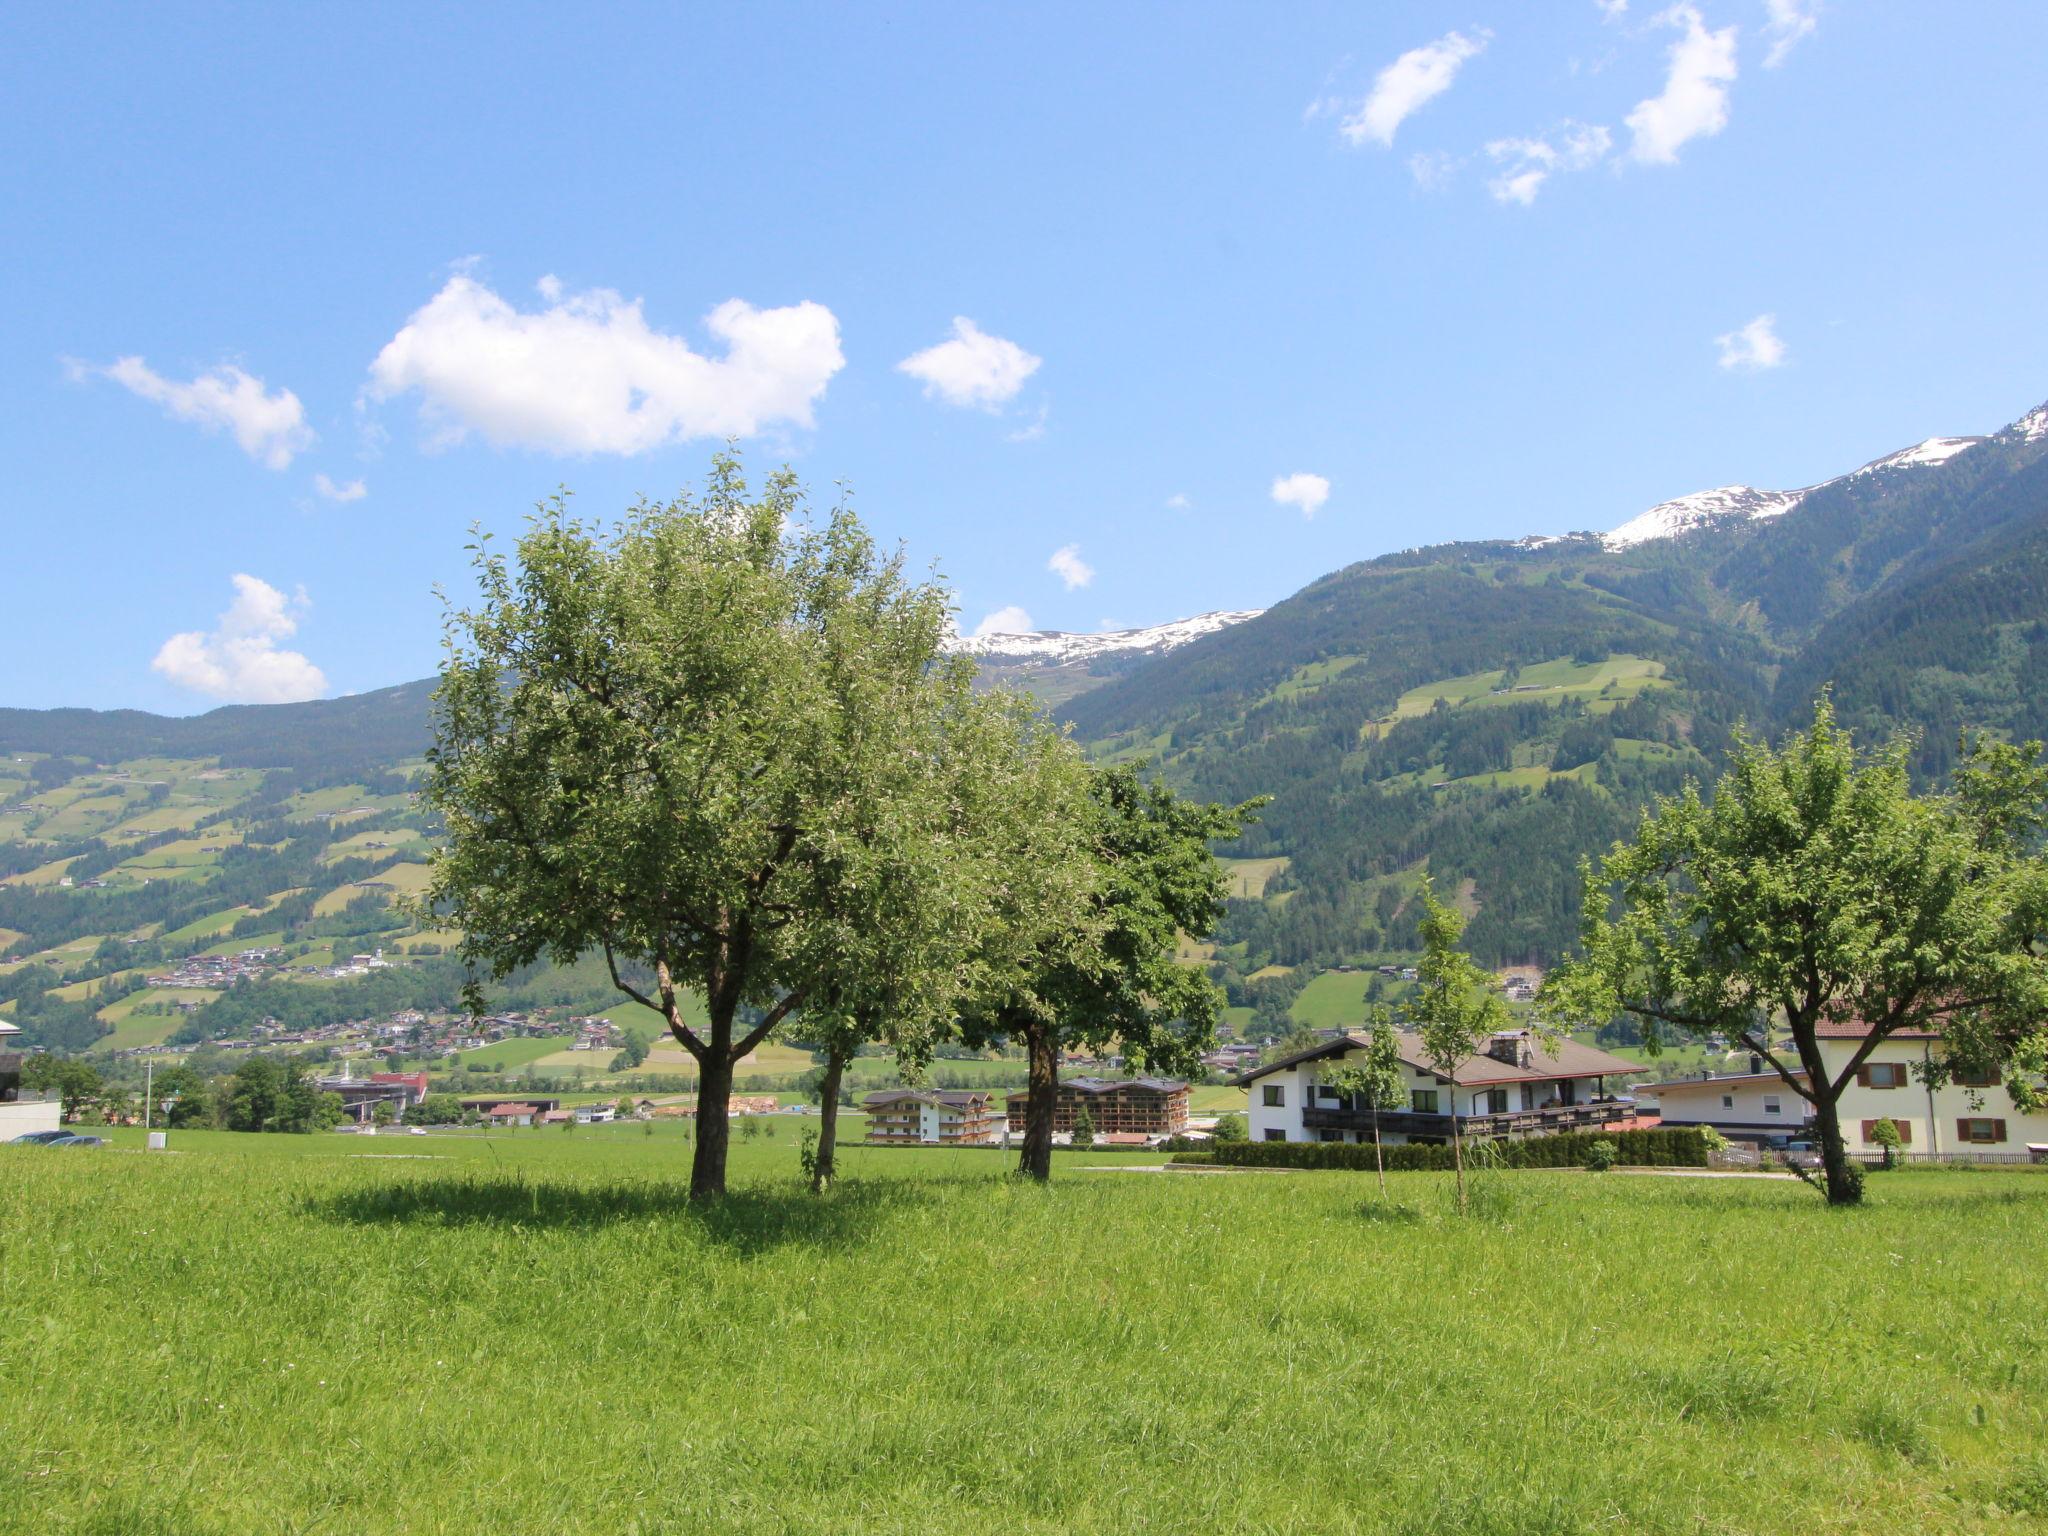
[{"x1": 733, "y1": 988, "x2": 808, "y2": 1061}]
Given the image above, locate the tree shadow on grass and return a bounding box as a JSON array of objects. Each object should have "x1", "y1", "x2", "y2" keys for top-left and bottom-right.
[{"x1": 301, "y1": 1173, "x2": 938, "y2": 1256}]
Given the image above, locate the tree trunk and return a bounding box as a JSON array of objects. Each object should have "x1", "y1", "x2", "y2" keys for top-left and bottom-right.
[
  {"x1": 1810, "y1": 1085, "x2": 1862, "y2": 1206},
  {"x1": 1449, "y1": 1098, "x2": 1467, "y2": 1214},
  {"x1": 1018, "y1": 1022, "x2": 1058, "y2": 1183},
  {"x1": 690, "y1": 1051, "x2": 734, "y2": 1201},
  {"x1": 811, "y1": 1045, "x2": 847, "y2": 1193},
  {"x1": 1371, "y1": 1105, "x2": 1386, "y2": 1201}
]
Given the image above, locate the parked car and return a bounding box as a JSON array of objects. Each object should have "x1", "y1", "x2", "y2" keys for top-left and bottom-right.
[
  {"x1": 49, "y1": 1134, "x2": 107, "y2": 1148},
  {"x1": 10, "y1": 1129, "x2": 76, "y2": 1145}
]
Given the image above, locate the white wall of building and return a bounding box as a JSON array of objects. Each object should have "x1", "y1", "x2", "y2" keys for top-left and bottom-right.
[
  {"x1": 0, "y1": 1098, "x2": 64, "y2": 1139},
  {"x1": 1649, "y1": 1076, "x2": 1802, "y2": 1133}
]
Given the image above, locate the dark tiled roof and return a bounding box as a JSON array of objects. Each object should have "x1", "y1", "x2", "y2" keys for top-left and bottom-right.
[{"x1": 1234, "y1": 1031, "x2": 1643, "y2": 1088}]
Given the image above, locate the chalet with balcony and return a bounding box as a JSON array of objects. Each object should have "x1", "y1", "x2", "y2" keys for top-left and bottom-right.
[
  {"x1": 1238, "y1": 1029, "x2": 1640, "y2": 1145},
  {"x1": 1003, "y1": 1077, "x2": 1190, "y2": 1138},
  {"x1": 863, "y1": 1089, "x2": 1003, "y2": 1145},
  {"x1": 1, "y1": 1021, "x2": 63, "y2": 1140}
]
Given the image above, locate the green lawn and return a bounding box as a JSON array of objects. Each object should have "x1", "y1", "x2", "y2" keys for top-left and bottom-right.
[
  {"x1": 1386, "y1": 653, "x2": 1670, "y2": 723},
  {"x1": 1288, "y1": 969, "x2": 1376, "y2": 1029},
  {"x1": 4, "y1": 1139, "x2": 2045, "y2": 1534},
  {"x1": 443, "y1": 1034, "x2": 572, "y2": 1072}
]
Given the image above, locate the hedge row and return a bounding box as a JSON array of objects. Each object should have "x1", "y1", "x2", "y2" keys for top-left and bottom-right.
[{"x1": 1170, "y1": 1126, "x2": 1710, "y2": 1172}]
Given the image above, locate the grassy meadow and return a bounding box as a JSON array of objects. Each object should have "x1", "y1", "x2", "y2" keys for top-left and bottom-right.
[{"x1": 6, "y1": 1133, "x2": 2048, "y2": 1534}]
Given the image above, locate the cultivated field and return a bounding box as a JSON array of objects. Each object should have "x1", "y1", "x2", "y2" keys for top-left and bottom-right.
[{"x1": 5, "y1": 1136, "x2": 2046, "y2": 1534}]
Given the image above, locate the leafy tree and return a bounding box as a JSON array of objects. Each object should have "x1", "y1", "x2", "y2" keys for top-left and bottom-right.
[
  {"x1": 424, "y1": 460, "x2": 977, "y2": 1200},
  {"x1": 1317, "y1": 1006, "x2": 1406, "y2": 1199},
  {"x1": 155, "y1": 1064, "x2": 212, "y2": 1128},
  {"x1": 609, "y1": 1026, "x2": 651, "y2": 1072},
  {"x1": 371, "y1": 1098, "x2": 397, "y2": 1127},
  {"x1": 793, "y1": 654, "x2": 1018, "y2": 1193},
  {"x1": 1869, "y1": 1116, "x2": 1902, "y2": 1171},
  {"x1": 961, "y1": 763, "x2": 1257, "y2": 1182},
  {"x1": 21, "y1": 1054, "x2": 103, "y2": 1117},
  {"x1": 1211, "y1": 1112, "x2": 1248, "y2": 1143},
  {"x1": 1070, "y1": 1102, "x2": 1095, "y2": 1149},
  {"x1": 1547, "y1": 701, "x2": 2048, "y2": 1205},
  {"x1": 223, "y1": 1056, "x2": 285, "y2": 1132},
  {"x1": 615, "y1": 1096, "x2": 636, "y2": 1121},
  {"x1": 1408, "y1": 879, "x2": 1513, "y2": 1213}
]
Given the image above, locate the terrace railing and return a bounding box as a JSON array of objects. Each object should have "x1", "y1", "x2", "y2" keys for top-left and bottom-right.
[{"x1": 1300, "y1": 1100, "x2": 1630, "y2": 1140}]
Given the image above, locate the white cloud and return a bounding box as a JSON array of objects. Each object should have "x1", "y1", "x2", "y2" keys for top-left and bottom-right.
[
  {"x1": 1006, "y1": 402, "x2": 1051, "y2": 442},
  {"x1": 1595, "y1": 0, "x2": 1629, "y2": 19},
  {"x1": 1165, "y1": 492, "x2": 1192, "y2": 511},
  {"x1": 84, "y1": 357, "x2": 312, "y2": 469},
  {"x1": 1486, "y1": 122, "x2": 1613, "y2": 205},
  {"x1": 1762, "y1": 0, "x2": 1818, "y2": 67},
  {"x1": 1716, "y1": 313, "x2": 1787, "y2": 370},
  {"x1": 365, "y1": 273, "x2": 844, "y2": 455},
  {"x1": 970, "y1": 605, "x2": 1034, "y2": 639},
  {"x1": 1271, "y1": 472, "x2": 1331, "y2": 518},
  {"x1": 1626, "y1": 5, "x2": 1738, "y2": 165},
  {"x1": 897, "y1": 318, "x2": 1042, "y2": 411},
  {"x1": 151, "y1": 574, "x2": 328, "y2": 704},
  {"x1": 1407, "y1": 150, "x2": 1464, "y2": 191},
  {"x1": 1339, "y1": 29, "x2": 1490, "y2": 148},
  {"x1": 1047, "y1": 545, "x2": 1095, "y2": 591},
  {"x1": 312, "y1": 473, "x2": 367, "y2": 503}
]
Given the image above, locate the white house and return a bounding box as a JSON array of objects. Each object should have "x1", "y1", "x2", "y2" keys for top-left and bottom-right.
[
  {"x1": 1238, "y1": 1028, "x2": 1645, "y2": 1145},
  {"x1": 0, "y1": 1022, "x2": 64, "y2": 1140},
  {"x1": 1645, "y1": 1020, "x2": 2048, "y2": 1160}
]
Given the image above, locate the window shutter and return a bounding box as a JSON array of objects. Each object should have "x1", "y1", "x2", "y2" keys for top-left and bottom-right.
[
  {"x1": 1856, "y1": 1066, "x2": 1872, "y2": 1087},
  {"x1": 1860, "y1": 1120, "x2": 1876, "y2": 1140},
  {"x1": 1898, "y1": 1121, "x2": 1911, "y2": 1145},
  {"x1": 1994, "y1": 1120, "x2": 2008, "y2": 1143},
  {"x1": 1957, "y1": 1119, "x2": 1971, "y2": 1143}
]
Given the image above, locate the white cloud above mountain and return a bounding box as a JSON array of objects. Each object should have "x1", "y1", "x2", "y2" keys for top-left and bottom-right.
[
  {"x1": 1271, "y1": 472, "x2": 1331, "y2": 518},
  {"x1": 1047, "y1": 544, "x2": 1094, "y2": 590},
  {"x1": 365, "y1": 273, "x2": 844, "y2": 454},
  {"x1": 151, "y1": 574, "x2": 328, "y2": 703},
  {"x1": 898, "y1": 318, "x2": 1042, "y2": 410},
  {"x1": 82, "y1": 357, "x2": 313, "y2": 469},
  {"x1": 970, "y1": 604, "x2": 1034, "y2": 639},
  {"x1": 1338, "y1": 29, "x2": 1489, "y2": 148},
  {"x1": 1716, "y1": 313, "x2": 1787, "y2": 370},
  {"x1": 1626, "y1": 5, "x2": 1738, "y2": 165}
]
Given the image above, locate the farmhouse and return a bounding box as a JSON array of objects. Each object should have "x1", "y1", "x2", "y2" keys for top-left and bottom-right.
[
  {"x1": 484, "y1": 1102, "x2": 541, "y2": 1126},
  {"x1": 1003, "y1": 1078, "x2": 1190, "y2": 1138},
  {"x1": 862, "y1": 1089, "x2": 1003, "y2": 1145},
  {"x1": 1240, "y1": 1029, "x2": 1640, "y2": 1145},
  {"x1": 1648, "y1": 1021, "x2": 2048, "y2": 1160}
]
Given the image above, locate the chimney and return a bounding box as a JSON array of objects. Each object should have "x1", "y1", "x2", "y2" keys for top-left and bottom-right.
[{"x1": 1486, "y1": 1031, "x2": 1532, "y2": 1068}]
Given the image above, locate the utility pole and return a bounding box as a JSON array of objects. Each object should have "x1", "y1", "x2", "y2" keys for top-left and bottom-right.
[{"x1": 144, "y1": 1059, "x2": 153, "y2": 1132}]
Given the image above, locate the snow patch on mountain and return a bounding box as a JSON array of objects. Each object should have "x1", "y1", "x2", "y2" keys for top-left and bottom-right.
[
  {"x1": 2011, "y1": 403, "x2": 2048, "y2": 443},
  {"x1": 1599, "y1": 433, "x2": 1993, "y2": 551},
  {"x1": 1850, "y1": 436, "x2": 1983, "y2": 475},
  {"x1": 951, "y1": 610, "x2": 1264, "y2": 665},
  {"x1": 1603, "y1": 485, "x2": 1805, "y2": 550}
]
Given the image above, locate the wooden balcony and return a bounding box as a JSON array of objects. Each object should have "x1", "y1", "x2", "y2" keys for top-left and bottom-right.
[{"x1": 1300, "y1": 1101, "x2": 1630, "y2": 1140}]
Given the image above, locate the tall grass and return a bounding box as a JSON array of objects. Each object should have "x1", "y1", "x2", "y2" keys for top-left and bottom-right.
[{"x1": 3, "y1": 1131, "x2": 2046, "y2": 1533}]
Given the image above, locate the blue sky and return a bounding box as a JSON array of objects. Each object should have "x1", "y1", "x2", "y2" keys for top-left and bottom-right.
[{"x1": 6, "y1": 1, "x2": 2047, "y2": 712}]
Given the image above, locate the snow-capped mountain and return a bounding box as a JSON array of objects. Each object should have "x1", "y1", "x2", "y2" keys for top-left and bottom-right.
[
  {"x1": 1599, "y1": 431, "x2": 1993, "y2": 551},
  {"x1": 949, "y1": 610, "x2": 1264, "y2": 664}
]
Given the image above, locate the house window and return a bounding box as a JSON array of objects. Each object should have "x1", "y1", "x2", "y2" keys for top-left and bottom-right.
[
  {"x1": 1763, "y1": 1096, "x2": 1782, "y2": 1115},
  {"x1": 1411, "y1": 1089, "x2": 1439, "y2": 1115},
  {"x1": 1318, "y1": 1129, "x2": 1342, "y2": 1143},
  {"x1": 1954, "y1": 1066, "x2": 2002, "y2": 1088},
  {"x1": 1721, "y1": 1095, "x2": 1735, "y2": 1109},
  {"x1": 1263, "y1": 1128, "x2": 1286, "y2": 1142},
  {"x1": 1957, "y1": 1118, "x2": 2007, "y2": 1145},
  {"x1": 1484, "y1": 1089, "x2": 1509, "y2": 1114},
  {"x1": 1860, "y1": 1119, "x2": 1912, "y2": 1144},
  {"x1": 1861, "y1": 1062, "x2": 1908, "y2": 1089},
  {"x1": 1261, "y1": 1085, "x2": 1285, "y2": 1108}
]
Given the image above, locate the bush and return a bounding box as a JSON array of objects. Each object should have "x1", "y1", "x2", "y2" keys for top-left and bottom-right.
[
  {"x1": 1171, "y1": 1126, "x2": 1712, "y2": 1173},
  {"x1": 1583, "y1": 1138, "x2": 1618, "y2": 1173},
  {"x1": 1212, "y1": 1112, "x2": 1248, "y2": 1144}
]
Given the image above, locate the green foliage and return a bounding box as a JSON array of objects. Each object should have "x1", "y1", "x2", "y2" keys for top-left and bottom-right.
[
  {"x1": 1070, "y1": 1103, "x2": 1095, "y2": 1149},
  {"x1": 1210, "y1": 1112, "x2": 1248, "y2": 1143},
  {"x1": 1582, "y1": 1138, "x2": 1618, "y2": 1173},
  {"x1": 21, "y1": 1053, "x2": 103, "y2": 1114},
  {"x1": 222, "y1": 1055, "x2": 340, "y2": 1134},
  {"x1": 1549, "y1": 698, "x2": 2048, "y2": 1205},
  {"x1": 1869, "y1": 1116, "x2": 1902, "y2": 1171}
]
